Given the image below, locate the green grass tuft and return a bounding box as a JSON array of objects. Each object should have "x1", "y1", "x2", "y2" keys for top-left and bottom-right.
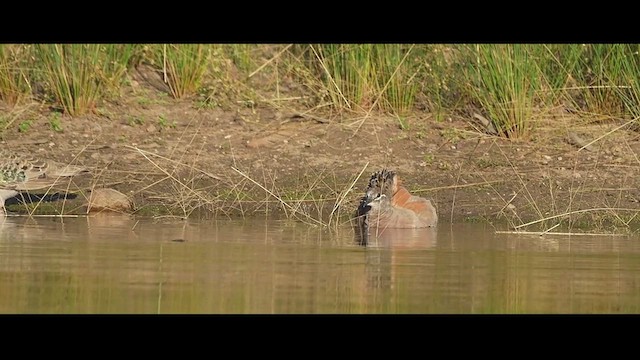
[
  {"x1": 464, "y1": 44, "x2": 545, "y2": 139},
  {"x1": 152, "y1": 44, "x2": 211, "y2": 99},
  {"x1": 0, "y1": 44, "x2": 31, "y2": 107},
  {"x1": 34, "y1": 44, "x2": 137, "y2": 116}
]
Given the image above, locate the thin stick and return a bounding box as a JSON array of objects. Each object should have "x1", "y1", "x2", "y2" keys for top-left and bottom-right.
[
  {"x1": 496, "y1": 230, "x2": 626, "y2": 237},
  {"x1": 248, "y1": 44, "x2": 293, "y2": 78},
  {"x1": 514, "y1": 207, "x2": 640, "y2": 229},
  {"x1": 134, "y1": 175, "x2": 172, "y2": 194},
  {"x1": 5, "y1": 214, "x2": 85, "y2": 218},
  {"x1": 268, "y1": 96, "x2": 309, "y2": 102},
  {"x1": 540, "y1": 222, "x2": 561, "y2": 235},
  {"x1": 578, "y1": 117, "x2": 638, "y2": 152},
  {"x1": 551, "y1": 85, "x2": 632, "y2": 91},
  {"x1": 97, "y1": 170, "x2": 164, "y2": 175},
  {"x1": 450, "y1": 161, "x2": 464, "y2": 223},
  {"x1": 498, "y1": 192, "x2": 518, "y2": 214},
  {"x1": 162, "y1": 44, "x2": 168, "y2": 84},
  {"x1": 413, "y1": 180, "x2": 504, "y2": 193}
]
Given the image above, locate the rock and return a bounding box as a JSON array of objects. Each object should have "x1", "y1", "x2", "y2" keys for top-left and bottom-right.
[{"x1": 86, "y1": 188, "x2": 133, "y2": 213}]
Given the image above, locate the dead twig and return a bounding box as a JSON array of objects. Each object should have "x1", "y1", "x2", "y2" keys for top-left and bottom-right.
[
  {"x1": 513, "y1": 207, "x2": 640, "y2": 230},
  {"x1": 496, "y1": 230, "x2": 626, "y2": 237}
]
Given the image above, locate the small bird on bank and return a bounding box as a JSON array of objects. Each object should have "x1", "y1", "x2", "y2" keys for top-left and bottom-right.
[
  {"x1": 356, "y1": 169, "x2": 437, "y2": 242},
  {"x1": 0, "y1": 150, "x2": 88, "y2": 215}
]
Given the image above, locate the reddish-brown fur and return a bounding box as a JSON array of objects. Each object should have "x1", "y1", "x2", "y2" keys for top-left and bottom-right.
[
  {"x1": 359, "y1": 171, "x2": 437, "y2": 230},
  {"x1": 392, "y1": 187, "x2": 435, "y2": 218}
]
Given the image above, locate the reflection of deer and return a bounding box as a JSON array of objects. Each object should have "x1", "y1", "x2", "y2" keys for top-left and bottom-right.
[
  {"x1": 355, "y1": 169, "x2": 438, "y2": 246},
  {"x1": 0, "y1": 150, "x2": 88, "y2": 215}
]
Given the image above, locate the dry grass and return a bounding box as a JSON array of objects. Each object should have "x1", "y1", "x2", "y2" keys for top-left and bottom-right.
[
  {"x1": 476, "y1": 134, "x2": 640, "y2": 234},
  {"x1": 127, "y1": 155, "x2": 368, "y2": 227},
  {"x1": 70, "y1": 118, "x2": 370, "y2": 228}
]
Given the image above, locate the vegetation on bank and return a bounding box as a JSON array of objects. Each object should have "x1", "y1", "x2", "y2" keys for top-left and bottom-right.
[
  {"x1": 2, "y1": 44, "x2": 640, "y2": 234},
  {"x1": 1, "y1": 44, "x2": 640, "y2": 136}
]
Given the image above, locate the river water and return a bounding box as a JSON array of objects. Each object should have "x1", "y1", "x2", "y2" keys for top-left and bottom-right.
[{"x1": 1, "y1": 215, "x2": 638, "y2": 314}]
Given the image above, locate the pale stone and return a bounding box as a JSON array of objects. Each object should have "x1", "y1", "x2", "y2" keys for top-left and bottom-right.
[{"x1": 87, "y1": 188, "x2": 133, "y2": 213}]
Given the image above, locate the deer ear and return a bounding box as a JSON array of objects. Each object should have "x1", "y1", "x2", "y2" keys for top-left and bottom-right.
[{"x1": 392, "y1": 174, "x2": 401, "y2": 193}]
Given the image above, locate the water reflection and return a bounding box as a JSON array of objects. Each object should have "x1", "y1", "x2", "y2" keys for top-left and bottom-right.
[
  {"x1": 358, "y1": 226, "x2": 437, "y2": 249},
  {"x1": 1, "y1": 217, "x2": 639, "y2": 314}
]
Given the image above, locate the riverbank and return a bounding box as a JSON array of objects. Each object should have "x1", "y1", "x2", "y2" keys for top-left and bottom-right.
[{"x1": 3, "y1": 89, "x2": 639, "y2": 233}]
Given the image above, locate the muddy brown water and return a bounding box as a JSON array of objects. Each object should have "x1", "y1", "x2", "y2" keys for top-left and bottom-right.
[{"x1": 1, "y1": 215, "x2": 639, "y2": 314}]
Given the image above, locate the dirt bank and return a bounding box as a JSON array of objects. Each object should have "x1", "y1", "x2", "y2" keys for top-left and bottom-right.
[{"x1": 3, "y1": 87, "x2": 640, "y2": 233}]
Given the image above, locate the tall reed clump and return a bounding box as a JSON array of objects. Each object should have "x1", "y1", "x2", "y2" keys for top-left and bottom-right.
[
  {"x1": 589, "y1": 44, "x2": 640, "y2": 119},
  {"x1": 99, "y1": 44, "x2": 139, "y2": 97},
  {"x1": 0, "y1": 44, "x2": 31, "y2": 107},
  {"x1": 152, "y1": 44, "x2": 211, "y2": 99},
  {"x1": 615, "y1": 44, "x2": 640, "y2": 119},
  {"x1": 464, "y1": 44, "x2": 546, "y2": 138},
  {"x1": 309, "y1": 44, "x2": 419, "y2": 114},
  {"x1": 224, "y1": 44, "x2": 256, "y2": 74},
  {"x1": 312, "y1": 44, "x2": 373, "y2": 111},
  {"x1": 371, "y1": 44, "x2": 419, "y2": 115},
  {"x1": 536, "y1": 44, "x2": 584, "y2": 107},
  {"x1": 414, "y1": 45, "x2": 468, "y2": 121},
  {"x1": 34, "y1": 44, "x2": 137, "y2": 116},
  {"x1": 570, "y1": 44, "x2": 630, "y2": 117}
]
